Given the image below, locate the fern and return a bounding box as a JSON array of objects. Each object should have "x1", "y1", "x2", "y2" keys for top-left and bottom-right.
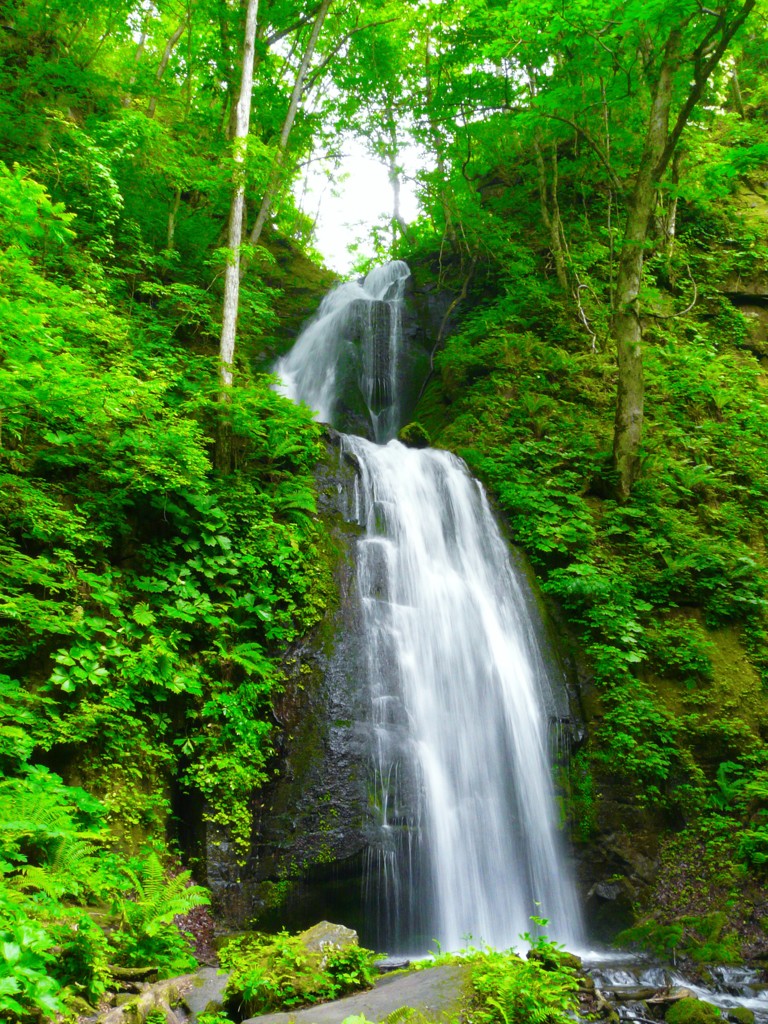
[
  {"x1": 382, "y1": 1008, "x2": 432, "y2": 1024},
  {"x1": 117, "y1": 853, "x2": 209, "y2": 937},
  {"x1": 13, "y1": 838, "x2": 98, "y2": 899},
  {"x1": 0, "y1": 768, "x2": 106, "y2": 900}
]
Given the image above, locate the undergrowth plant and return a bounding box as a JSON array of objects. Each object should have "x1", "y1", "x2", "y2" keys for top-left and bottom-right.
[
  {"x1": 220, "y1": 930, "x2": 379, "y2": 1017},
  {"x1": 0, "y1": 767, "x2": 209, "y2": 1016}
]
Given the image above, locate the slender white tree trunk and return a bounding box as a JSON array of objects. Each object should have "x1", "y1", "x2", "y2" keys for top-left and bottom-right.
[
  {"x1": 219, "y1": 0, "x2": 259, "y2": 390},
  {"x1": 248, "y1": 0, "x2": 332, "y2": 248}
]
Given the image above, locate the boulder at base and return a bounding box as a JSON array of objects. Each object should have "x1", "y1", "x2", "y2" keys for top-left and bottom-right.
[
  {"x1": 241, "y1": 963, "x2": 471, "y2": 1024},
  {"x1": 665, "y1": 997, "x2": 721, "y2": 1024},
  {"x1": 298, "y1": 921, "x2": 358, "y2": 952}
]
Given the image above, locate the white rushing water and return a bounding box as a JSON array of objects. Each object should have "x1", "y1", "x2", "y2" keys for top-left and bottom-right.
[
  {"x1": 275, "y1": 261, "x2": 410, "y2": 443},
  {"x1": 349, "y1": 435, "x2": 583, "y2": 951},
  {"x1": 276, "y1": 261, "x2": 583, "y2": 952}
]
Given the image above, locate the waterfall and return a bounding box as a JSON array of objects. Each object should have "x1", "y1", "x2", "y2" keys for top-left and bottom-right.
[
  {"x1": 275, "y1": 261, "x2": 410, "y2": 443},
  {"x1": 276, "y1": 262, "x2": 583, "y2": 952}
]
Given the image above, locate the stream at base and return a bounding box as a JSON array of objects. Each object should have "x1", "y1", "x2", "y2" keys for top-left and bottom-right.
[{"x1": 582, "y1": 951, "x2": 768, "y2": 1024}]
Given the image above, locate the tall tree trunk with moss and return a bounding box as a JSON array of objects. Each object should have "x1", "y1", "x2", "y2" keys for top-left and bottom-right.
[
  {"x1": 611, "y1": 1, "x2": 756, "y2": 500},
  {"x1": 534, "y1": 138, "x2": 569, "y2": 294},
  {"x1": 612, "y1": 35, "x2": 678, "y2": 501}
]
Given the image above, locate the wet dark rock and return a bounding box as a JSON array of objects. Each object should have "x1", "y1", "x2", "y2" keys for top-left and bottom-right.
[
  {"x1": 606, "y1": 984, "x2": 658, "y2": 1001},
  {"x1": 723, "y1": 272, "x2": 768, "y2": 299},
  {"x1": 591, "y1": 880, "x2": 626, "y2": 901},
  {"x1": 323, "y1": 284, "x2": 437, "y2": 441},
  {"x1": 204, "y1": 436, "x2": 372, "y2": 929},
  {"x1": 375, "y1": 957, "x2": 412, "y2": 973},
  {"x1": 721, "y1": 272, "x2": 768, "y2": 356}
]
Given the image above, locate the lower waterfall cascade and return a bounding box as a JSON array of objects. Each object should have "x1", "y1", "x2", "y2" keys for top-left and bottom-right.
[{"x1": 276, "y1": 261, "x2": 584, "y2": 952}]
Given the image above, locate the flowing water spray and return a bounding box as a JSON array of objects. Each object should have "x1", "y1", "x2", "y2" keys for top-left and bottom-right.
[
  {"x1": 276, "y1": 262, "x2": 583, "y2": 952},
  {"x1": 275, "y1": 261, "x2": 410, "y2": 443}
]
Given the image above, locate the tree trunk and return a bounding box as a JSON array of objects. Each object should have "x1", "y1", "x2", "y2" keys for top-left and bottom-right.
[
  {"x1": 218, "y1": 3, "x2": 237, "y2": 136},
  {"x1": 167, "y1": 188, "x2": 182, "y2": 251},
  {"x1": 612, "y1": 37, "x2": 679, "y2": 500},
  {"x1": 219, "y1": 0, "x2": 259, "y2": 392},
  {"x1": 122, "y1": 29, "x2": 147, "y2": 107},
  {"x1": 147, "y1": 19, "x2": 188, "y2": 119},
  {"x1": 653, "y1": 149, "x2": 681, "y2": 258},
  {"x1": 425, "y1": 30, "x2": 456, "y2": 251},
  {"x1": 534, "y1": 139, "x2": 569, "y2": 293},
  {"x1": 384, "y1": 113, "x2": 407, "y2": 242},
  {"x1": 730, "y1": 68, "x2": 746, "y2": 117},
  {"x1": 248, "y1": 0, "x2": 332, "y2": 249}
]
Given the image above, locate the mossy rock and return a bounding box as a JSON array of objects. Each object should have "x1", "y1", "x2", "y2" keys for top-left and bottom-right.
[
  {"x1": 221, "y1": 925, "x2": 377, "y2": 1018},
  {"x1": 725, "y1": 1008, "x2": 755, "y2": 1024},
  {"x1": 526, "y1": 947, "x2": 582, "y2": 973},
  {"x1": 665, "y1": 997, "x2": 720, "y2": 1024},
  {"x1": 298, "y1": 920, "x2": 358, "y2": 952},
  {"x1": 398, "y1": 421, "x2": 432, "y2": 448}
]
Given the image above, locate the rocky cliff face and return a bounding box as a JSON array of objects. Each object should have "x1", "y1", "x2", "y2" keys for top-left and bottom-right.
[
  {"x1": 723, "y1": 271, "x2": 768, "y2": 357},
  {"x1": 204, "y1": 431, "x2": 371, "y2": 930},
  {"x1": 316, "y1": 276, "x2": 441, "y2": 440}
]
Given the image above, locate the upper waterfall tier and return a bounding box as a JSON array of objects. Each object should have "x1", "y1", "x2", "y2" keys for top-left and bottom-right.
[{"x1": 274, "y1": 261, "x2": 413, "y2": 442}]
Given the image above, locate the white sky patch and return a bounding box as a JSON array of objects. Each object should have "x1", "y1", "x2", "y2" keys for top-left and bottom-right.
[{"x1": 296, "y1": 137, "x2": 422, "y2": 277}]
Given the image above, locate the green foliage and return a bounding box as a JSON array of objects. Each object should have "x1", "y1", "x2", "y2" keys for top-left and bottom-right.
[
  {"x1": 341, "y1": 929, "x2": 582, "y2": 1024},
  {"x1": 220, "y1": 931, "x2": 379, "y2": 1017},
  {"x1": 615, "y1": 920, "x2": 686, "y2": 960},
  {"x1": 0, "y1": 147, "x2": 331, "y2": 849},
  {"x1": 560, "y1": 749, "x2": 597, "y2": 843},
  {"x1": 342, "y1": 1011, "x2": 430, "y2": 1024},
  {"x1": 617, "y1": 911, "x2": 743, "y2": 965},
  {"x1": 0, "y1": 768, "x2": 209, "y2": 1014},
  {"x1": 0, "y1": 905, "x2": 64, "y2": 1020},
  {"x1": 409, "y1": 919, "x2": 581, "y2": 1024},
  {"x1": 666, "y1": 999, "x2": 722, "y2": 1024},
  {"x1": 0, "y1": 0, "x2": 346, "y2": 1005},
  {"x1": 110, "y1": 854, "x2": 209, "y2": 975},
  {"x1": 468, "y1": 951, "x2": 578, "y2": 1024}
]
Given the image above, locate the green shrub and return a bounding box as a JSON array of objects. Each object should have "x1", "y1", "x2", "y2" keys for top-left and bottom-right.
[
  {"x1": 221, "y1": 930, "x2": 379, "y2": 1017},
  {"x1": 110, "y1": 854, "x2": 209, "y2": 976},
  {"x1": 468, "y1": 945, "x2": 579, "y2": 1024}
]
